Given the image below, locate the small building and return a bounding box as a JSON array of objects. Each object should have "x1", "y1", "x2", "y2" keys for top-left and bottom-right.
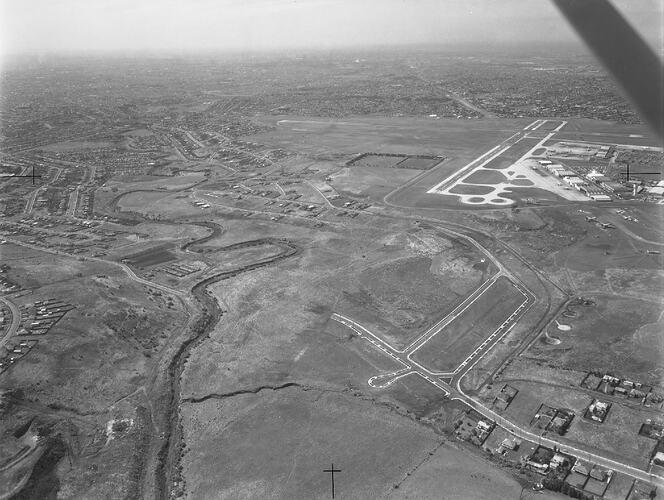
[
  {"x1": 572, "y1": 462, "x2": 590, "y2": 476},
  {"x1": 653, "y1": 451, "x2": 664, "y2": 466},
  {"x1": 585, "y1": 399, "x2": 611, "y2": 422},
  {"x1": 550, "y1": 453, "x2": 569, "y2": 468},
  {"x1": 601, "y1": 181, "x2": 629, "y2": 193},
  {"x1": 588, "y1": 173, "x2": 610, "y2": 183},
  {"x1": 500, "y1": 438, "x2": 519, "y2": 451},
  {"x1": 565, "y1": 176, "x2": 586, "y2": 186},
  {"x1": 581, "y1": 185, "x2": 604, "y2": 195},
  {"x1": 477, "y1": 420, "x2": 492, "y2": 432},
  {"x1": 527, "y1": 461, "x2": 549, "y2": 474}
]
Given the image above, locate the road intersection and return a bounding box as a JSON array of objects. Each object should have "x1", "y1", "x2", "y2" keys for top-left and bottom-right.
[{"x1": 331, "y1": 271, "x2": 664, "y2": 487}]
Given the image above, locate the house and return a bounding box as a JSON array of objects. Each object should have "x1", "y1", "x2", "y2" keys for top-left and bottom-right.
[
  {"x1": 590, "y1": 466, "x2": 609, "y2": 482},
  {"x1": 586, "y1": 399, "x2": 611, "y2": 422},
  {"x1": 653, "y1": 452, "x2": 664, "y2": 466},
  {"x1": 477, "y1": 420, "x2": 492, "y2": 432},
  {"x1": 526, "y1": 460, "x2": 549, "y2": 474},
  {"x1": 550, "y1": 453, "x2": 568, "y2": 468},
  {"x1": 501, "y1": 438, "x2": 519, "y2": 451},
  {"x1": 572, "y1": 462, "x2": 590, "y2": 476}
]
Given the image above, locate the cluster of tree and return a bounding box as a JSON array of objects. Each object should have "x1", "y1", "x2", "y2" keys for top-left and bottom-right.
[{"x1": 543, "y1": 477, "x2": 594, "y2": 499}]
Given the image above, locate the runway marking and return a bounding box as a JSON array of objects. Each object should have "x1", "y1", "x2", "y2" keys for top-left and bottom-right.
[
  {"x1": 426, "y1": 119, "x2": 574, "y2": 205},
  {"x1": 331, "y1": 279, "x2": 534, "y2": 394}
]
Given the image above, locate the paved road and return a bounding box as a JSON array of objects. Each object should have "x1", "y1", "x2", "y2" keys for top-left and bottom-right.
[
  {"x1": 66, "y1": 188, "x2": 79, "y2": 217},
  {"x1": 0, "y1": 295, "x2": 20, "y2": 350},
  {"x1": 332, "y1": 291, "x2": 664, "y2": 488},
  {"x1": 305, "y1": 180, "x2": 335, "y2": 208},
  {"x1": 2, "y1": 237, "x2": 184, "y2": 299},
  {"x1": 452, "y1": 391, "x2": 664, "y2": 488},
  {"x1": 332, "y1": 275, "x2": 532, "y2": 382},
  {"x1": 24, "y1": 166, "x2": 62, "y2": 214},
  {"x1": 404, "y1": 276, "x2": 500, "y2": 355}
]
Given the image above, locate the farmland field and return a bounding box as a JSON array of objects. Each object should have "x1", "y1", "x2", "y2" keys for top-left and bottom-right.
[
  {"x1": 396, "y1": 156, "x2": 442, "y2": 170},
  {"x1": 350, "y1": 154, "x2": 405, "y2": 168},
  {"x1": 122, "y1": 245, "x2": 177, "y2": 267}
]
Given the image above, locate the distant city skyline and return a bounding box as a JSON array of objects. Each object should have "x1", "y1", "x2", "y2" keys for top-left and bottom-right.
[{"x1": 1, "y1": 0, "x2": 662, "y2": 58}]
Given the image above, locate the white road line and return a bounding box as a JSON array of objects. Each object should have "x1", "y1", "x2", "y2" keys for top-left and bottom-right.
[
  {"x1": 404, "y1": 276, "x2": 498, "y2": 355},
  {"x1": 524, "y1": 119, "x2": 544, "y2": 131}
]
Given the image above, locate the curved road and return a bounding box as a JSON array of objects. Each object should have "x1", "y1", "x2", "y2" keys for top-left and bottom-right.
[
  {"x1": 333, "y1": 288, "x2": 664, "y2": 489},
  {"x1": 0, "y1": 296, "x2": 20, "y2": 350}
]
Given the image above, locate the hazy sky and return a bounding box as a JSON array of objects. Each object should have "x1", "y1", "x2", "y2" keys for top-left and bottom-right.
[{"x1": 1, "y1": 0, "x2": 662, "y2": 56}]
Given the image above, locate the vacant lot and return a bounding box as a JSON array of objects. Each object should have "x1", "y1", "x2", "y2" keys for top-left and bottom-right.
[
  {"x1": 383, "y1": 438, "x2": 565, "y2": 500},
  {"x1": 331, "y1": 165, "x2": 421, "y2": 201},
  {"x1": 180, "y1": 384, "x2": 542, "y2": 500},
  {"x1": 336, "y1": 232, "x2": 492, "y2": 349},
  {"x1": 181, "y1": 385, "x2": 446, "y2": 500},
  {"x1": 412, "y1": 277, "x2": 526, "y2": 372},
  {"x1": 525, "y1": 295, "x2": 664, "y2": 386}
]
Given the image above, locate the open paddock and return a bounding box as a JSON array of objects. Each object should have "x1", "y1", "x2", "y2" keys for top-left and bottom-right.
[
  {"x1": 338, "y1": 251, "x2": 490, "y2": 350},
  {"x1": 526, "y1": 295, "x2": 664, "y2": 386}
]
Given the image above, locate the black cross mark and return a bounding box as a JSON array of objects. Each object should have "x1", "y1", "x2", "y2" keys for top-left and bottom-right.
[
  {"x1": 9, "y1": 166, "x2": 42, "y2": 185},
  {"x1": 323, "y1": 463, "x2": 342, "y2": 498}
]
